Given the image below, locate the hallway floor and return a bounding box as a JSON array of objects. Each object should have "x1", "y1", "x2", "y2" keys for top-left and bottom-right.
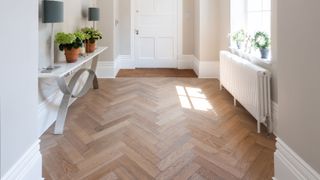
[{"x1": 40, "y1": 78, "x2": 275, "y2": 180}]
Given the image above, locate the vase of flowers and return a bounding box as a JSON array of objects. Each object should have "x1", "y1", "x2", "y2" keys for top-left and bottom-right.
[
  {"x1": 253, "y1": 31, "x2": 271, "y2": 59},
  {"x1": 232, "y1": 29, "x2": 246, "y2": 49}
]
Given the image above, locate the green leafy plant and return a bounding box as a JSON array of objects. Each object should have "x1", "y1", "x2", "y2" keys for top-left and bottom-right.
[
  {"x1": 253, "y1": 31, "x2": 270, "y2": 49},
  {"x1": 55, "y1": 32, "x2": 83, "y2": 51},
  {"x1": 74, "y1": 31, "x2": 89, "y2": 42},
  {"x1": 81, "y1": 27, "x2": 102, "y2": 43},
  {"x1": 232, "y1": 29, "x2": 246, "y2": 48}
]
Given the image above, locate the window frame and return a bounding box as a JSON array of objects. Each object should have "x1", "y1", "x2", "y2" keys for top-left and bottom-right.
[
  {"x1": 244, "y1": 0, "x2": 272, "y2": 62},
  {"x1": 245, "y1": 0, "x2": 272, "y2": 34}
]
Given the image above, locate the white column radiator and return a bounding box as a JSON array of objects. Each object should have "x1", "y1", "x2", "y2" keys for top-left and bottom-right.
[{"x1": 220, "y1": 51, "x2": 272, "y2": 133}]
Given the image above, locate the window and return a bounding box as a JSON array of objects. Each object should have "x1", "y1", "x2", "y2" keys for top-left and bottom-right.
[
  {"x1": 246, "y1": 0, "x2": 271, "y2": 35},
  {"x1": 230, "y1": 0, "x2": 272, "y2": 60}
]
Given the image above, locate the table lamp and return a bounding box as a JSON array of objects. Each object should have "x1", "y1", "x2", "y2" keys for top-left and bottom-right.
[
  {"x1": 88, "y1": 7, "x2": 100, "y2": 29},
  {"x1": 43, "y1": 0, "x2": 64, "y2": 71}
]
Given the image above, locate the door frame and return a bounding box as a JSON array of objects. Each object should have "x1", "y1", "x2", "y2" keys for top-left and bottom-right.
[{"x1": 130, "y1": 0, "x2": 183, "y2": 68}]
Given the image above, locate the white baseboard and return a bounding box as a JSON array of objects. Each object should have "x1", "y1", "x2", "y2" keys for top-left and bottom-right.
[
  {"x1": 178, "y1": 55, "x2": 194, "y2": 69},
  {"x1": 97, "y1": 56, "x2": 134, "y2": 78},
  {"x1": 96, "y1": 61, "x2": 117, "y2": 78},
  {"x1": 116, "y1": 55, "x2": 135, "y2": 69},
  {"x1": 272, "y1": 101, "x2": 279, "y2": 135},
  {"x1": 178, "y1": 55, "x2": 220, "y2": 79},
  {"x1": 102, "y1": 54, "x2": 219, "y2": 79},
  {"x1": 198, "y1": 60, "x2": 220, "y2": 79},
  {"x1": 274, "y1": 138, "x2": 320, "y2": 180},
  {"x1": 192, "y1": 56, "x2": 220, "y2": 79},
  {"x1": 192, "y1": 57, "x2": 200, "y2": 76},
  {"x1": 1, "y1": 140, "x2": 43, "y2": 180}
]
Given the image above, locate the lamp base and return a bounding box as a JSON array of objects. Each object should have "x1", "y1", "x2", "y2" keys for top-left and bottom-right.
[{"x1": 41, "y1": 65, "x2": 60, "y2": 73}]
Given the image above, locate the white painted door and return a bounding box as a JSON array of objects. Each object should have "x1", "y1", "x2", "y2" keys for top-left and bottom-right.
[{"x1": 134, "y1": 0, "x2": 178, "y2": 68}]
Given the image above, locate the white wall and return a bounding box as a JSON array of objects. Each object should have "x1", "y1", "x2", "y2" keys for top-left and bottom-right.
[
  {"x1": 98, "y1": 0, "x2": 130, "y2": 59},
  {"x1": 277, "y1": 0, "x2": 320, "y2": 174},
  {"x1": 183, "y1": 0, "x2": 195, "y2": 54},
  {"x1": 0, "y1": 0, "x2": 41, "y2": 178},
  {"x1": 219, "y1": 0, "x2": 231, "y2": 51},
  {"x1": 119, "y1": 0, "x2": 131, "y2": 55},
  {"x1": 199, "y1": 0, "x2": 220, "y2": 61},
  {"x1": 193, "y1": 0, "x2": 200, "y2": 59},
  {"x1": 98, "y1": 0, "x2": 115, "y2": 61},
  {"x1": 193, "y1": 0, "x2": 229, "y2": 62},
  {"x1": 194, "y1": 0, "x2": 216, "y2": 61},
  {"x1": 113, "y1": 0, "x2": 120, "y2": 58}
]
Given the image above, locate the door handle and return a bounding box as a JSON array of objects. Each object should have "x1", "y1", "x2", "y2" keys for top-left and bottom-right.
[{"x1": 135, "y1": 29, "x2": 139, "y2": 35}]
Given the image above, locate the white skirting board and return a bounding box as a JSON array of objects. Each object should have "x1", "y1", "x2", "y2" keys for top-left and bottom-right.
[
  {"x1": 178, "y1": 55, "x2": 195, "y2": 69},
  {"x1": 116, "y1": 55, "x2": 135, "y2": 70},
  {"x1": 1, "y1": 141, "x2": 43, "y2": 180},
  {"x1": 272, "y1": 101, "x2": 279, "y2": 135},
  {"x1": 197, "y1": 60, "x2": 220, "y2": 79},
  {"x1": 178, "y1": 55, "x2": 220, "y2": 79},
  {"x1": 98, "y1": 54, "x2": 220, "y2": 79},
  {"x1": 96, "y1": 61, "x2": 117, "y2": 78},
  {"x1": 96, "y1": 56, "x2": 135, "y2": 79},
  {"x1": 274, "y1": 138, "x2": 320, "y2": 180}
]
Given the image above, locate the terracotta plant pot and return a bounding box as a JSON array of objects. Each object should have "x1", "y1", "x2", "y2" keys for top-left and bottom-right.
[
  {"x1": 64, "y1": 48, "x2": 80, "y2": 63},
  {"x1": 86, "y1": 40, "x2": 96, "y2": 53}
]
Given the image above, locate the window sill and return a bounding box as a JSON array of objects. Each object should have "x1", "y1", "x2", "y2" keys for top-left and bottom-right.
[{"x1": 229, "y1": 47, "x2": 272, "y2": 66}]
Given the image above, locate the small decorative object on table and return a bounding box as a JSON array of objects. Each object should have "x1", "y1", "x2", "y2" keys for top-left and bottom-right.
[
  {"x1": 55, "y1": 32, "x2": 85, "y2": 63},
  {"x1": 253, "y1": 31, "x2": 271, "y2": 59},
  {"x1": 81, "y1": 27, "x2": 102, "y2": 53}
]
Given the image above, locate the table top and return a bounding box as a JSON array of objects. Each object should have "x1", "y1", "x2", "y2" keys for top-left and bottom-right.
[{"x1": 39, "y1": 47, "x2": 108, "y2": 79}]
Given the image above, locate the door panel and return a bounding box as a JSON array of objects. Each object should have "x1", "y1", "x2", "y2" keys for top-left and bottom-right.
[
  {"x1": 135, "y1": 0, "x2": 178, "y2": 68},
  {"x1": 139, "y1": 37, "x2": 155, "y2": 59},
  {"x1": 156, "y1": 0, "x2": 175, "y2": 13},
  {"x1": 139, "y1": 0, "x2": 154, "y2": 13},
  {"x1": 157, "y1": 37, "x2": 174, "y2": 59}
]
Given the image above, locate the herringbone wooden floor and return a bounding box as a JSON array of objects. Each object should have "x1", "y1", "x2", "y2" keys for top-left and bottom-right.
[{"x1": 40, "y1": 78, "x2": 276, "y2": 180}]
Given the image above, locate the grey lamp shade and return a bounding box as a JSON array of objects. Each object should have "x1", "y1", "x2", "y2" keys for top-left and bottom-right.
[
  {"x1": 43, "y1": 0, "x2": 64, "y2": 23},
  {"x1": 89, "y1": 8, "x2": 100, "y2": 21}
]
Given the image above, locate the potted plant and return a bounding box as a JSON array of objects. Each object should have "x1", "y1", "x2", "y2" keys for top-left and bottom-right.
[
  {"x1": 55, "y1": 32, "x2": 83, "y2": 63},
  {"x1": 74, "y1": 30, "x2": 89, "y2": 55},
  {"x1": 232, "y1": 29, "x2": 246, "y2": 49},
  {"x1": 81, "y1": 27, "x2": 102, "y2": 53},
  {"x1": 253, "y1": 31, "x2": 271, "y2": 59}
]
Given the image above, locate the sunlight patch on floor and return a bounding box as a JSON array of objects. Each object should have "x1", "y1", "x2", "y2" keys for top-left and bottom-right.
[{"x1": 176, "y1": 86, "x2": 215, "y2": 112}]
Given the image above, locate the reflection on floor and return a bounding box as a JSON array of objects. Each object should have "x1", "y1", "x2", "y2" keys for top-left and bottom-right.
[{"x1": 41, "y1": 78, "x2": 276, "y2": 180}]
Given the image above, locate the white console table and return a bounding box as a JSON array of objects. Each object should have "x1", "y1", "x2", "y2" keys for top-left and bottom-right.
[{"x1": 39, "y1": 47, "x2": 108, "y2": 134}]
